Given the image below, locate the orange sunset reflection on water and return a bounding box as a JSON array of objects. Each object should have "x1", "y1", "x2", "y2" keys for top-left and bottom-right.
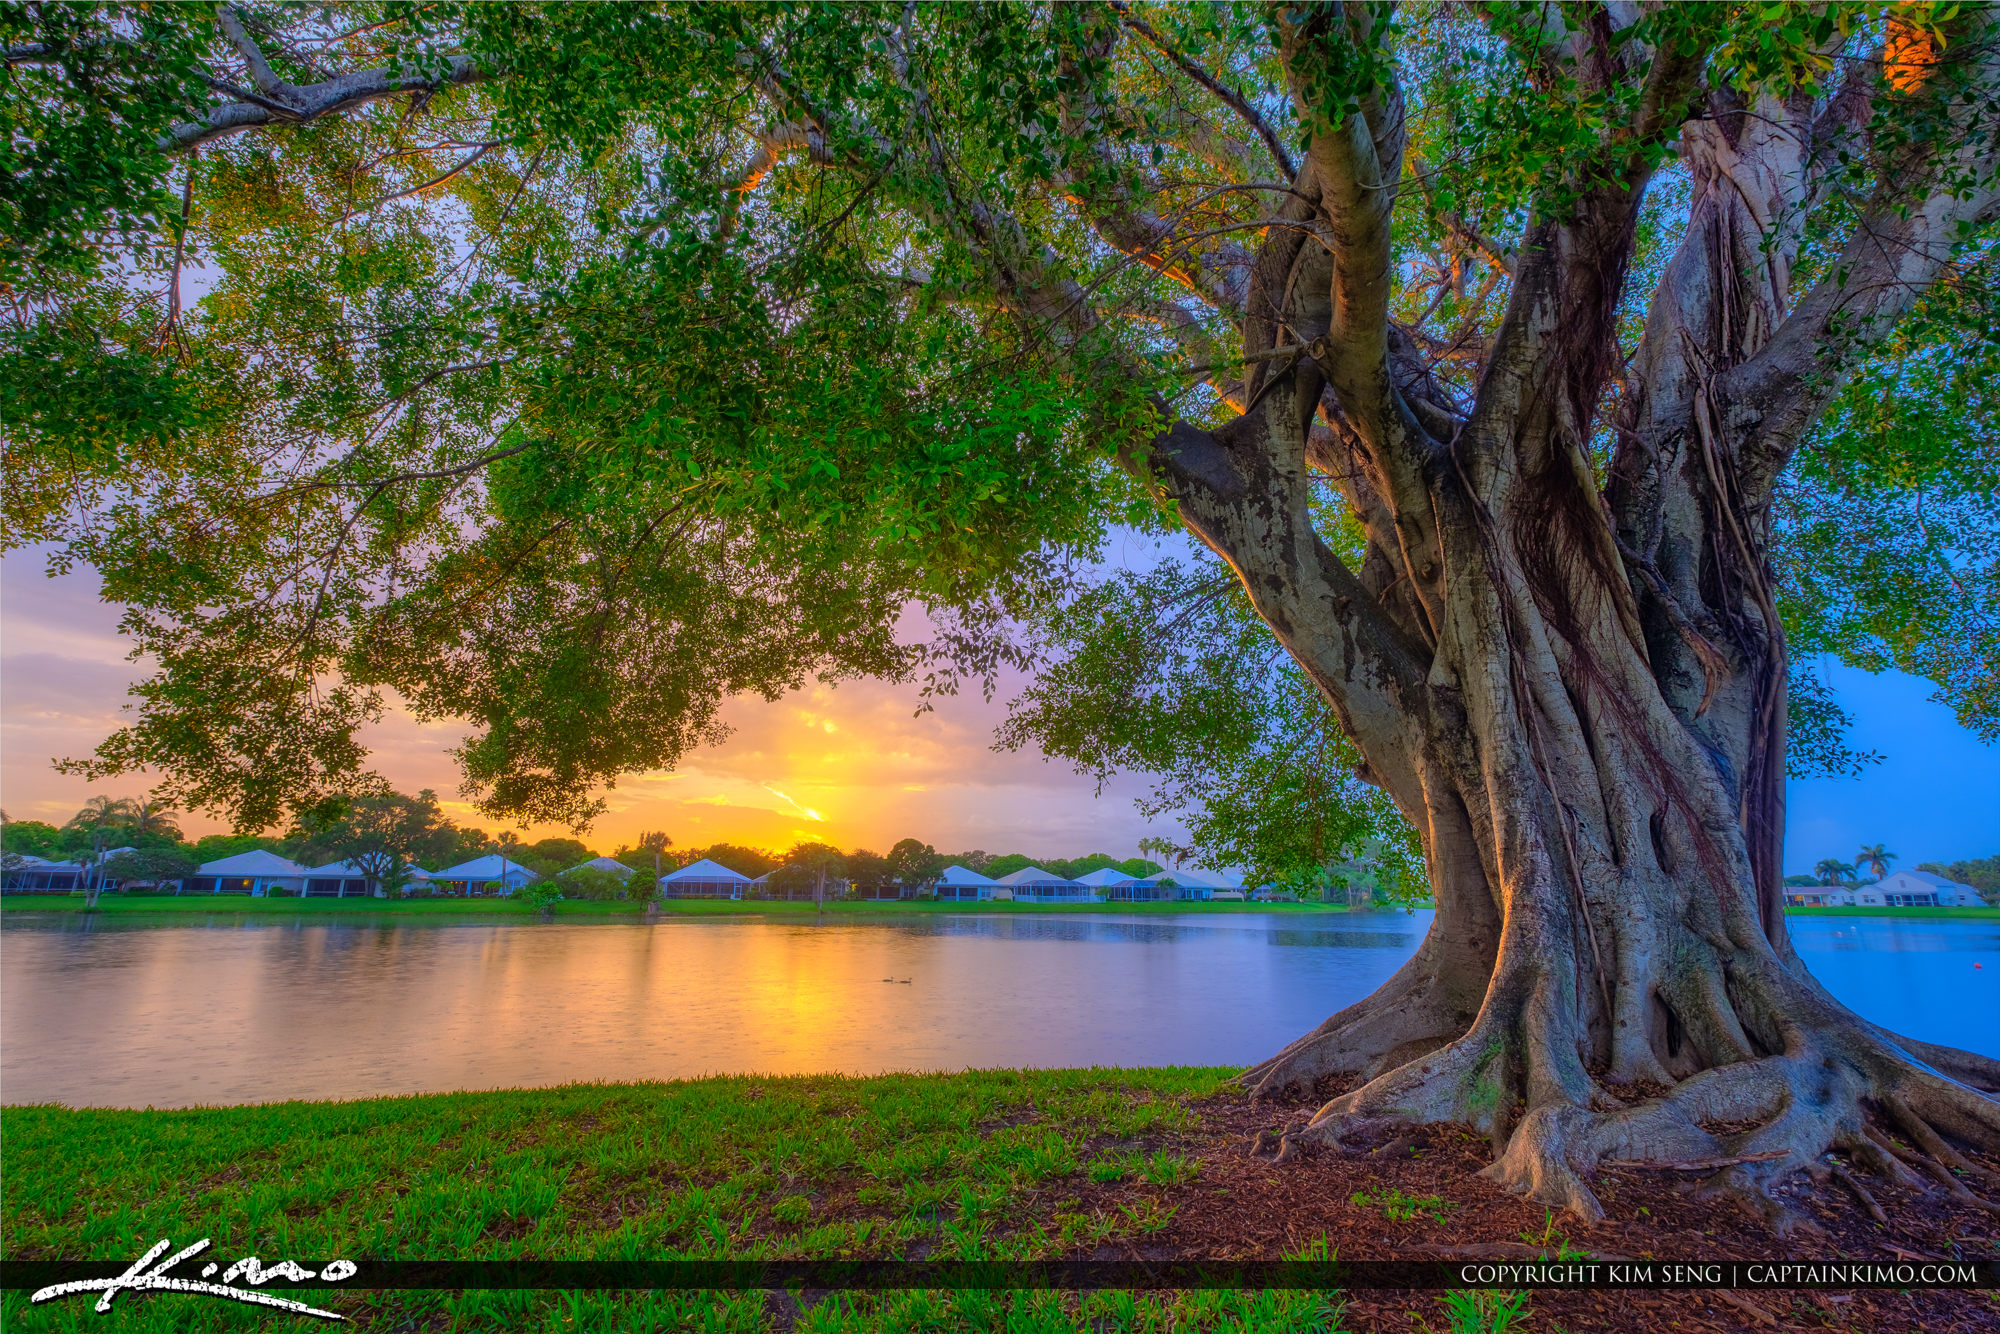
[{"x1": 1, "y1": 913, "x2": 1442, "y2": 1107}]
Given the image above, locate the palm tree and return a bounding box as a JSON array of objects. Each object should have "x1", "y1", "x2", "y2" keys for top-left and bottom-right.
[
  {"x1": 637, "y1": 830, "x2": 672, "y2": 901},
  {"x1": 128, "y1": 795, "x2": 183, "y2": 842},
  {"x1": 62, "y1": 796, "x2": 140, "y2": 910},
  {"x1": 63, "y1": 795, "x2": 138, "y2": 832},
  {"x1": 1138, "y1": 835, "x2": 1188, "y2": 870},
  {"x1": 496, "y1": 831, "x2": 522, "y2": 897},
  {"x1": 1814, "y1": 858, "x2": 1857, "y2": 886},
  {"x1": 1856, "y1": 844, "x2": 1896, "y2": 882}
]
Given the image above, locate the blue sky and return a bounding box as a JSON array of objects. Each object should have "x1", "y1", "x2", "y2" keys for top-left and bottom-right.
[{"x1": 1784, "y1": 659, "x2": 1999, "y2": 874}]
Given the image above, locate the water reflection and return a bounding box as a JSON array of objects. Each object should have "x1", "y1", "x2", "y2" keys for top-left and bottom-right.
[{"x1": 2, "y1": 908, "x2": 1990, "y2": 1109}]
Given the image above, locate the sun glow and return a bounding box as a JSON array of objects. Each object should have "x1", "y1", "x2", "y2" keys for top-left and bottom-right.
[{"x1": 763, "y1": 785, "x2": 826, "y2": 822}]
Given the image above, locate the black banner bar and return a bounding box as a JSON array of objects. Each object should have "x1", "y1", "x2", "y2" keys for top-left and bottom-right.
[{"x1": 5, "y1": 1260, "x2": 1996, "y2": 1292}]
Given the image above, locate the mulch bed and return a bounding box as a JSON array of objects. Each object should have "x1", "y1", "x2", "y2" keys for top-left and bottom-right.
[{"x1": 1111, "y1": 1082, "x2": 2000, "y2": 1333}]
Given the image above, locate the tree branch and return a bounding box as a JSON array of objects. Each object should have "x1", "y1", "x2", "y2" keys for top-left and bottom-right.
[
  {"x1": 1143, "y1": 406, "x2": 1431, "y2": 812},
  {"x1": 215, "y1": 4, "x2": 292, "y2": 100},
  {"x1": 335, "y1": 143, "x2": 494, "y2": 224},
  {"x1": 162, "y1": 52, "x2": 486, "y2": 152},
  {"x1": 1463, "y1": 14, "x2": 1710, "y2": 493},
  {"x1": 1726, "y1": 21, "x2": 2000, "y2": 505},
  {"x1": 1408, "y1": 154, "x2": 1516, "y2": 277},
  {"x1": 1109, "y1": 2, "x2": 1298, "y2": 182}
]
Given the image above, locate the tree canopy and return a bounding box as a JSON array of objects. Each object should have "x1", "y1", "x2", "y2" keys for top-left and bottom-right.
[{"x1": 6, "y1": 3, "x2": 1992, "y2": 883}]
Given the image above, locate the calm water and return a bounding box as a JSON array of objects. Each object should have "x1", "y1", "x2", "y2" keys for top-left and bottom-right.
[{"x1": 1, "y1": 911, "x2": 1992, "y2": 1108}]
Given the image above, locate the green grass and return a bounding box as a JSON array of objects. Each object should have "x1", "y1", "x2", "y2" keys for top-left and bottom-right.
[
  {"x1": 0, "y1": 893, "x2": 1365, "y2": 918},
  {"x1": 1782, "y1": 904, "x2": 2000, "y2": 919},
  {"x1": 2, "y1": 1069, "x2": 1352, "y2": 1332},
  {"x1": 1349, "y1": 1187, "x2": 1451, "y2": 1223}
]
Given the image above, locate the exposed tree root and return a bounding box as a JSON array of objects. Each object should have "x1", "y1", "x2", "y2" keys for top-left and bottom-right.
[
  {"x1": 1241, "y1": 954, "x2": 1474, "y2": 1101},
  {"x1": 1248, "y1": 961, "x2": 2000, "y2": 1226},
  {"x1": 1828, "y1": 1162, "x2": 1887, "y2": 1224}
]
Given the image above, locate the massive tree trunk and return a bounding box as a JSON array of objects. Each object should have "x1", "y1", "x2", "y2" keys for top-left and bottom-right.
[{"x1": 1131, "y1": 8, "x2": 2000, "y2": 1223}]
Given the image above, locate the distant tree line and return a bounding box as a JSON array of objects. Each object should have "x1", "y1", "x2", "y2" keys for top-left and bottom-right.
[
  {"x1": 9, "y1": 789, "x2": 1449, "y2": 905},
  {"x1": 3, "y1": 790, "x2": 559, "y2": 896},
  {"x1": 1, "y1": 792, "x2": 1221, "y2": 901}
]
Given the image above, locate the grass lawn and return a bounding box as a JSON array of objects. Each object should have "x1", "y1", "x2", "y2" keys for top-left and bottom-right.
[
  {"x1": 7, "y1": 1069, "x2": 1993, "y2": 1333},
  {"x1": 2, "y1": 1068, "x2": 1345, "y2": 1332},
  {"x1": 1782, "y1": 904, "x2": 2000, "y2": 919},
  {"x1": 0, "y1": 894, "x2": 1366, "y2": 918}
]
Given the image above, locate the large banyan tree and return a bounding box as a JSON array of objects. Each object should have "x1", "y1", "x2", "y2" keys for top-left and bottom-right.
[{"x1": 7, "y1": 3, "x2": 1999, "y2": 1220}]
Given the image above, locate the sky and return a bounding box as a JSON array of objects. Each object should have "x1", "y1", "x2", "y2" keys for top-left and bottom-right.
[
  {"x1": 0, "y1": 554, "x2": 1174, "y2": 860},
  {"x1": 2, "y1": 552, "x2": 1995, "y2": 872}
]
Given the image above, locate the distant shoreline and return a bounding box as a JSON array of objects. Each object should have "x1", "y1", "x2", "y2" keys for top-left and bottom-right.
[
  {"x1": 3, "y1": 896, "x2": 1992, "y2": 920},
  {"x1": 0, "y1": 895, "x2": 1378, "y2": 918}
]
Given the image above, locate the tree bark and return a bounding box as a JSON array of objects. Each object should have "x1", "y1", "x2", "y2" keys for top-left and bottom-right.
[{"x1": 1144, "y1": 7, "x2": 2000, "y2": 1224}]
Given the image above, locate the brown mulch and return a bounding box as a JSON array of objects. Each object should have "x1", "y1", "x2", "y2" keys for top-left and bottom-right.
[{"x1": 1116, "y1": 1083, "x2": 2000, "y2": 1333}]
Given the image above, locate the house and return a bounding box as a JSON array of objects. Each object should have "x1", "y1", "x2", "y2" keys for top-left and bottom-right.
[
  {"x1": 658, "y1": 857, "x2": 751, "y2": 900},
  {"x1": 298, "y1": 859, "x2": 436, "y2": 897},
  {"x1": 933, "y1": 864, "x2": 1001, "y2": 901},
  {"x1": 187, "y1": 849, "x2": 311, "y2": 896},
  {"x1": 1873, "y1": 869, "x2": 1984, "y2": 907},
  {"x1": 431, "y1": 854, "x2": 539, "y2": 896},
  {"x1": 303, "y1": 860, "x2": 378, "y2": 897},
  {"x1": 1076, "y1": 867, "x2": 1142, "y2": 900},
  {"x1": 1784, "y1": 884, "x2": 1855, "y2": 907},
  {"x1": 1158, "y1": 868, "x2": 1230, "y2": 901},
  {"x1": 1, "y1": 856, "x2": 87, "y2": 892},
  {"x1": 748, "y1": 865, "x2": 851, "y2": 901},
  {"x1": 1074, "y1": 868, "x2": 1180, "y2": 902},
  {"x1": 997, "y1": 865, "x2": 1092, "y2": 903}
]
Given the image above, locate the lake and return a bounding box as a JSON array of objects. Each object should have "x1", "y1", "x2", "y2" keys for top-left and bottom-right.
[{"x1": 2, "y1": 910, "x2": 1993, "y2": 1108}]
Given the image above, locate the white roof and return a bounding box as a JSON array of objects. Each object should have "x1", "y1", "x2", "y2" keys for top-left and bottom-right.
[
  {"x1": 1158, "y1": 867, "x2": 1237, "y2": 888},
  {"x1": 434, "y1": 854, "x2": 539, "y2": 881},
  {"x1": 661, "y1": 857, "x2": 750, "y2": 883},
  {"x1": 1891, "y1": 869, "x2": 1973, "y2": 890},
  {"x1": 1074, "y1": 868, "x2": 1134, "y2": 887},
  {"x1": 9, "y1": 855, "x2": 84, "y2": 871},
  {"x1": 937, "y1": 864, "x2": 998, "y2": 886},
  {"x1": 296, "y1": 859, "x2": 431, "y2": 879},
  {"x1": 997, "y1": 865, "x2": 1080, "y2": 886},
  {"x1": 198, "y1": 849, "x2": 310, "y2": 877},
  {"x1": 566, "y1": 856, "x2": 634, "y2": 875}
]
